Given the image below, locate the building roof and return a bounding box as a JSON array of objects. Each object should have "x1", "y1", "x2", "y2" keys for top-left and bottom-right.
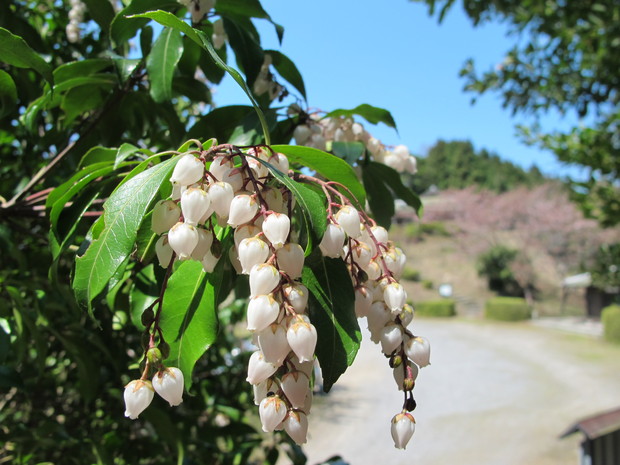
[{"x1": 561, "y1": 406, "x2": 620, "y2": 440}]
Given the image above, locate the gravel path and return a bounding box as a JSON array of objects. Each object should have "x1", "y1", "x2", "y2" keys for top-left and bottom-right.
[{"x1": 301, "y1": 318, "x2": 620, "y2": 465}]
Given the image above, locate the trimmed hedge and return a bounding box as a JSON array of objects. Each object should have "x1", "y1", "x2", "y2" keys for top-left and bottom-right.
[
  {"x1": 484, "y1": 297, "x2": 530, "y2": 321},
  {"x1": 414, "y1": 299, "x2": 456, "y2": 317},
  {"x1": 602, "y1": 305, "x2": 620, "y2": 344}
]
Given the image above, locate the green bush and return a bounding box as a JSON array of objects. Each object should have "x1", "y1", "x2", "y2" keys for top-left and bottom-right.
[
  {"x1": 602, "y1": 305, "x2": 620, "y2": 344},
  {"x1": 484, "y1": 297, "x2": 531, "y2": 321},
  {"x1": 402, "y1": 268, "x2": 421, "y2": 282},
  {"x1": 414, "y1": 299, "x2": 456, "y2": 317},
  {"x1": 422, "y1": 279, "x2": 434, "y2": 289}
]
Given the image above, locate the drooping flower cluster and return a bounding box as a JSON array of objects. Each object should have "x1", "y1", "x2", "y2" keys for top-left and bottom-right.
[
  {"x1": 291, "y1": 110, "x2": 417, "y2": 174},
  {"x1": 178, "y1": 0, "x2": 216, "y2": 23},
  {"x1": 318, "y1": 199, "x2": 430, "y2": 450},
  {"x1": 253, "y1": 55, "x2": 285, "y2": 101},
  {"x1": 212, "y1": 18, "x2": 228, "y2": 50},
  {"x1": 66, "y1": 0, "x2": 85, "y2": 43}
]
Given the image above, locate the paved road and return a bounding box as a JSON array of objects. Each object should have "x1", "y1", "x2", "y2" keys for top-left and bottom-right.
[{"x1": 302, "y1": 319, "x2": 620, "y2": 465}]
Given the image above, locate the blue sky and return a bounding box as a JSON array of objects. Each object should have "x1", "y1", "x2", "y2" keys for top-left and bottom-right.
[{"x1": 214, "y1": 0, "x2": 585, "y2": 178}]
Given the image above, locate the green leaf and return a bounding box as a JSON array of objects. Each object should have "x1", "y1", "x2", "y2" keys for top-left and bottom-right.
[
  {"x1": 110, "y1": 0, "x2": 179, "y2": 45},
  {"x1": 302, "y1": 254, "x2": 360, "y2": 392},
  {"x1": 222, "y1": 16, "x2": 263, "y2": 86},
  {"x1": 215, "y1": 0, "x2": 284, "y2": 42},
  {"x1": 188, "y1": 105, "x2": 254, "y2": 141},
  {"x1": 159, "y1": 260, "x2": 222, "y2": 390},
  {"x1": 73, "y1": 157, "x2": 177, "y2": 309},
  {"x1": 82, "y1": 0, "x2": 115, "y2": 33},
  {"x1": 364, "y1": 161, "x2": 423, "y2": 218},
  {"x1": 147, "y1": 27, "x2": 184, "y2": 103},
  {"x1": 115, "y1": 143, "x2": 143, "y2": 168},
  {"x1": 331, "y1": 141, "x2": 365, "y2": 165},
  {"x1": 0, "y1": 70, "x2": 17, "y2": 118},
  {"x1": 362, "y1": 165, "x2": 395, "y2": 229},
  {"x1": 0, "y1": 27, "x2": 53, "y2": 86},
  {"x1": 77, "y1": 146, "x2": 117, "y2": 169},
  {"x1": 172, "y1": 75, "x2": 211, "y2": 103},
  {"x1": 271, "y1": 144, "x2": 366, "y2": 209},
  {"x1": 266, "y1": 50, "x2": 306, "y2": 99},
  {"x1": 53, "y1": 58, "x2": 112, "y2": 84},
  {"x1": 326, "y1": 104, "x2": 397, "y2": 130}
]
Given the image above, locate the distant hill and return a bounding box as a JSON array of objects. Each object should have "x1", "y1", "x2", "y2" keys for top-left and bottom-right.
[{"x1": 408, "y1": 140, "x2": 546, "y2": 194}]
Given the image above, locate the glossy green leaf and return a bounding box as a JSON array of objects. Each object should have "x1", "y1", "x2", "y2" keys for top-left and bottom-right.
[
  {"x1": 0, "y1": 27, "x2": 53, "y2": 86},
  {"x1": 266, "y1": 50, "x2": 306, "y2": 99},
  {"x1": 60, "y1": 85, "x2": 106, "y2": 127},
  {"x1": 331, "y1": 141, "x2": 365, "y2": 165},
  {"x1": 362, "y1": 165, "x2": 395, "y2": 229},
  {"x1": 159, "y1": 260, "x2": 222, "y2": 390},
  {"x1": 147, "y1": 27, "x2": 183, "y2": 103},
  {"x1": 0, "y1": 70, "x2": 17, "y2": 118},
  {"x1": 302, "y1": 254, "x2": 360, "y2": 392},
  {"x1": 172, "y1": 75, "x2": 211, "y2": 103},
  {"x1": 130, "y1": 264, "x2": 159, "y2": 330},
  {"x1": 115, "y1": 143, "x2": 143, "y2": 168},
  {"x1": 53, "y1": 58, "x2": 112, "y2": 83},
  {"x1": 77, "y1": 146, "x2": 117, "y2": 169},
  {"x1": 223, "y1": 16, "x2": 263, "y2": 86},
  {"x1": 188, "y1": 105, "x2": 253, "y2": 141},
  {"x1": 73, "y1": 157, "x2": 177, "y2": 309},
  {"x1": 271, "y1": 144, "x2": 366, "y2": 209},
  {"x1": 110, "y1": 0, "x2": 178, "y2": 45},
  {"x1": 364, "y1": 161, "x2": 423, "y2": 218},
  {"x1": 326, "y1": 104, "x2": 397, "y2": 130}
]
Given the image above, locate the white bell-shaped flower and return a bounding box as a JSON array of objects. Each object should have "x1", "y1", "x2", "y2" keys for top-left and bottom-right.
[
  {"x1": 151, "y1": 200, "x2": 181, "y2": 234},
  {"x1": 335, "y1": 205, "x2": 361, "y2": 238},
  {"x1": 259, "y1": 395, "x2": 287, "y2": 432},
  {"x1": 391, "y1": 412, "x2": 416, "y2": 449},
  {"x1": 384, "y1": 282, "x2": 407, "y2": 314},
  {"x1": 367, "y1": 301, "x2": 391, "y2": 334},
  {"x1": 171, "y1": 183, "x2": 183, "y2": 201},
  {"x1": 290, "y1": 354, "x2": 314, "y2": 378},
  {"x1": 405, "y1": 336, "x2": 431, "y2": 368},
  {"x1": 155, "y1": 236, "x2": 173, "y2": 268},
  {"x1": 238, "y1": 236, "x2": 270, "y2": 275},
  {"x1": 253, "y1": 378, "x2": 277, "y2": 405},
  {"x1": 152, "y1": 367, "x2": 184, "y2": 406},
  {"x1": 354, "y1": 286, "x2": 373, "y2": 318},
  {"x1": 181, "y1": 187, "x2": 211, "y2": 226},
  {"x1": 220, "y1": 168, "x2": 244, "y2": 192},
  {"x1": 351, "y1": 241, "x2": 372, "y2": 271},
  {"x1": 124, "y1": 379, "x2": 154, "y2": 419},
  {"x1": 284, "y1": 410, "x2": 309, "y2": 445},
  {"x1": 269, "y1": 152, "x2": 289, "y2": 174},
  {"x1": 380, "y1": 323, "x2": 404, "y2": 355},
  {"x1": 283, "y1": 283, "x2": 309, "y2": 314},
  {"x1": 293, "y1": 125, "x2": 311, "y2": 145},
  {"x1": 234, "y1": 223, "x2": 261, "y2": 247},
  {"x1": 366, "y1": 260, "x2": 382, "y2": 281},
  {"x1": 170, "y1": 154, "x2": 204, "y2": 186},
  {"x1": 201, "y1": 249, "x2": 219, "y2": 273},
  {"x1": 308, "y1": 133, "x2": 326, "y2": 151},
  {"x1": 383, "y1": 152, "x2": 406, "y2": 172},
  {"x1": 359, "y1": 227, "x2": 377, "y2": 257},
  {"x1": 247, "y1": 294, "x2": 280, "y2": 332},
  {"x1": 404, "y1": 155, "x2": 418, "y2": 174},
  {"x1": 228, "y1": 194, "x2": 258, "y2": 227},
  {"x1": 167, "y1": 222, "x2": 199, "y2": 260},
  {"x1": 262, "y1": 187, "x2": 284, "y2": 213},
  {"x1": 258, "y1": 323, "x2": 290, "y2": 366},
  {"x1": 207, "y1": 181, "x2": 234, "y2": 219},
  {"x1": 367, "y1": 137, "x2": 382, "y2": 156},
  {"x1": 302, "y1": 391, "x2": 313, "y2": 414},
  {"x1": 249, "y1": 263, "x2": 280, "y2": 297},
  {"x1": 393, "y1": 360, "x2": 419, "y2": 391},
  {"x1": 246, "y1": 350, "x2": 278, "y2": 385},
  {"x1": 287, "y1": 315, "x2": 317, "y2": 363},
  {"x1": 191, "y1": 228, "x2": 213, "y2": 261},
  {"x1": 281, "y1": 371, "x2": 309, "y2": 409},
  {"x1": 371, "y1": 225, "x2": 389, "y2": 244},
  {"x1": 399, "y1": 303, "x2": 414, "y2": 327},
  {"x1": 262, "y1": 212, "x2": 290, "y2": 249},
  {"x1": 209, "y1": 155, "x2": 233, "y2": 181},
  {"x1": 385, "y1": 247, "x2": 406, "y2": 279},
  {"x1": 276, "y1": 243, "x2": 304, "y2": 279},
  {"x1": 319, "y1": 223, "x2": 345, "y2": 258}
]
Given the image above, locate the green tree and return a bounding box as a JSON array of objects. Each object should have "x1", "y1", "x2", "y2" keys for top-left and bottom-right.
[{"x1": 414, "y1": 0, "x2": 620, "y2": 226}]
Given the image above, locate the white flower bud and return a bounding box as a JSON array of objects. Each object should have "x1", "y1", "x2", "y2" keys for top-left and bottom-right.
[
  {"x1": 151, "y1": 200, "x2": 181, "y2": 235},
  {"x1": 155, "y1": 235, "x2": 173, "y2": 268},
  {"x1": 207, "y1": 181, "x2": 234, "y2": 219},
  {"x1": 367, "y1": 137, "x2": 382, "y2": 156},
  {"x1": 287, "y1": 315, "x2": 317, "y2": 363},
  {"x1": 393, "y1": 360, "x2": 419, "y2": 391},
  {"x1": 319, "y1": 223, "x2": 345, "y2": 258},
  {"x1": 253, "y1": 378, "x2": 277, "y2": 405},
  {"x1": 385, "y1": 247, "x2": 406, "y2": 279},
  {"x1": 201, "y1": 249, "x2": 219, "y2": 273},
  {"x1": 246, "y1": 350, "x2": 278, "y2": 385},
  {"x1": 269, "y1": 152, "x2": 289, "y2": 174},
  {"x1": 290, "y1": 354, "x2": 314, "y2": 378},
  {"x1": 228, "y1": 246, "x2": 243, "y2": 274},
  {"x1": 171, "y1": 183, "x2": 183, "y2": 201},
  {"x1": 263, "y1": 187, "x2": 285, "y2": 214},
  {"x1": 367, "y1": 301, "x2": 391, "y2": 334},
  {"x1": 167, "y1": 222, "x2": 199, "y2": 260},
  {"x1": 281, "y1": 371, "x2": 309, "y2": 409},
  {"x1": 371, "y1": 225, "x2": 389, "y2": 244},
  {"x1": 238, "y1": 236, "x2": 270, "y2": 275},
  {"x1": 283, "y1": 283, "x2": 309, "y2": 314},
  {"x1": 220, "y1": 168, "x2": 245, "y2": 192},
  {"x1": 366, "y1": 260, "x2": 382, "y2": 280},
  {"x1": 383, "y1": 152, "x2": 406, "y2": 172},
  {"x1": 170, "y1": 154, "x2": 204, "y2": 186},
  {"x1": 262, "y1": 212, "x2": 290, "y2": 249},
  {"x1": 391, "y1": 412, "x2": 416, "y2": 449},
  {"x1": 249, "y1": 264, "x2": 280, "y2": 297},
  {"x1": 228, "y1": 194, "x2": 258, "y2": 227},
  {"x1": 354, "y1": 286, "x2": 372, "y2": 318},
  {"x1": 124, "y1": 379, "x2": 154, "y2": 419},
  {"x1": 380, "y1": 323, "x2": 404, "y2": 355},
  {"x1": 302, "y1": 391, "x2": 313, "y2": 414},
  {"x1": 209, "y1": 155, "x2": 233, "y2": 181},
  {"x1": 384, "y1": 282, "x2": 407, "y2": 314},
  {"x1": 152, "y1": 367, "x2": 184, "y2": 406},
  {"x1": 276, "y1": 243, "x2": 304, "y2": 279},
  {"x1": 258, "y1": 323, "x2": 290, "y2": 366},
  {"x1": 247, "y1": 294, "x2": 280, "y2": 332},
  {"x1": 293, "y1": 125, "x2": 311, "y2": 145},
  {"x1": 259, "y1": 395, "x2": 287, "y2": 432},
  {"x1": 234, "y1": 223, "x2": 261, "y2": 247},
  {"x1": 351, "y1": 241, "x2": 372, "y2": 271},
  {"x1": 284, "y1": 410, "x2": 309, "y2": 445},
  {"x1": 335, "y1": 206, "x2": 361, "y2": 238},
  {"x1": 404, "y1": 155, "x2": 417, "y2": 174},
  {"x1": 405, "y1": 336, "x2": 431, "y2": 368},
  {"x1": 400, "y1": 303, "x2": 414, "y2": 327},
  {"x1": 181, "y1": 188, "x2": 211, "y2": 226},
  {"x1": 191, "y1": 228, "x2": 213, "y2": 260},
  {"x1": 308, "y1": 133, "x2": 326, "y2": 151}
]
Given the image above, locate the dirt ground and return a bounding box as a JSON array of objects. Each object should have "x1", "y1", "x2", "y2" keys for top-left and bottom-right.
[{"x1": 299, "y1": 318, "x2": 620, "y2": 465}]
